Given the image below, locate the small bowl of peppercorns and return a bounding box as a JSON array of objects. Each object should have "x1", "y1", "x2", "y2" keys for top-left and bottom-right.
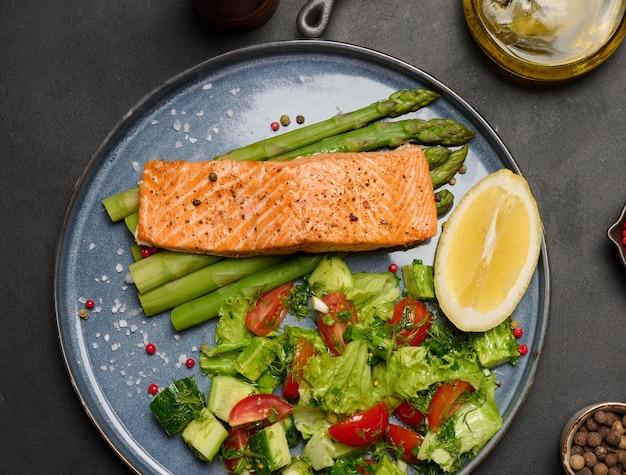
[
  {"x1": 607, "y1": 204, "x2": 626, "y2": 269},
  {"x1": 560, "y1": 402, "x2": 626, "y2": 475}
]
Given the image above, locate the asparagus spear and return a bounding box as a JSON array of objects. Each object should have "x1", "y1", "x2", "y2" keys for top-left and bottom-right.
[
  {"x1": 431, "y1": 144, "x2": 469, "y2": 189},
  {"x1": 124, "y1": 212, "x2": 138, "y2": 235},
  {"x1": 171, "y1": 254, "x2": 324, "y2": 331},
  {"x1": 139, "y1": 255, "x2": 287, "y2": 316},
  {"x1": 213, "y1": 88, "x2": 440, "y2": 162},
  {"x1": 277, "y1": 118, "x2": 475, "y2": 160},
  {"x1": 424, "y1": 146, "x2": 453, "y2": 170},
  {"x1": 435, "y1": 189, "x2": 454, "y2": 216},
  {"x1": 130, "y1": 251, "x2": 223, "y2": 294},
  {"x1": 103, "y1": 187, "x2": 140, "y2": 222}
]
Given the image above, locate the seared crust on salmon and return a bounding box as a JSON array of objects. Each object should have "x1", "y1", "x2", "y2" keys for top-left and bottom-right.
[{"x1": 136, "y1": 146, "x2": 437, "y2": 257}]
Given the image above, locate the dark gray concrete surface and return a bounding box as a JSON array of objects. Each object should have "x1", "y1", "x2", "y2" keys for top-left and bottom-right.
[{"x1": 1, "y1": 1, "x2": 624, "y2": 474}]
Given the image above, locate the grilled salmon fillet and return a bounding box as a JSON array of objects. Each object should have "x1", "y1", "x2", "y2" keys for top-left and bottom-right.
[{"x1": 135, "y1": 146, "x2": 437, "y2": 257}]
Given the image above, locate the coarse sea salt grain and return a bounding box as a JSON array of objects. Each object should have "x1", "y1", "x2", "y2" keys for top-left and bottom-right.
[
  {"x1": 230, "y1": 87, "x2": 240, "y2": 95},
  {"x1": 202, "y1": 83, "x2": 212, "y2": 90},
  {"x1": 117, "y1": 248, "x2": 124, "y2": 255},
  {"x1": 151, "y1": 119, "x2": 159, "y2": 125},
  {"x1": 196, "y1": 110, "x2": 204, "y2": 116},
  {"x1": 111, "y1": 342, "x2": 121, "y2": 351},
  {"x1": 205, "y1": 133, "x2": 212, "y2": 142},
  {"x1": 89, "y1": 243, "x2": 96, "y2": 250},
  {"x1": 189, "y1": 137, "x2": 197, "y2": 144},
  {"x1": 111, "y1": 298, "x2": 126, "y2": 314},
  {"x1": 115, "y1": 263, "x2": 124, "y2": 273},
  {"x1": 175, "y1": 141, "x2": 183, "y2": 149},
  {"x1": 183, "y1": 122, "x2": 190, "y2": 133},
  {"x1": 213, "y1": 127, "x2": 219, "y2": 134},
  {"x1": 226, "y1": 110, "x2": 234, "y2": 118},
  {"x1": 119, "y1": 319, "x2": 128, "y2": 328},
  {"x1": 132, "y1": 162, "x2": 140, "y2": 172},
  {"x1": 173, "y1": 119, "x2": 182, "y2": 131},
  {"x1": 171, "y1": 109, "x2": 177, "y2": 115},
  {"x1": 176, "y1": 354, "x2": 187, "y2": 368}
]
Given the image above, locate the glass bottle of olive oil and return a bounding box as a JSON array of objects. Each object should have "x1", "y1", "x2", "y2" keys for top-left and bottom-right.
[{"x1": 478, "y1": 0, "x2": 625, "y2": 66}]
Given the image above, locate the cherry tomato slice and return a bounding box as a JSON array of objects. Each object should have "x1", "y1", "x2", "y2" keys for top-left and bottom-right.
[
  {"x1": 283, "y1": 337, "x2": 318, "y2": 399},
  {"x1": 427, "y1": 380, "x2": 474, "y2": 431},
  {"x1": 317, "y1": 291, "x2": 359, "y2": 356},
  {"x1": 385, "y1": 423, "x2": 424, "y2": 464},
  {"x1": 245, "y1": 282, "x2": 294, "y2": 336},
  {"x1": 389, "y1": 298, "x2": 432, "y2": 347},
  {"x1": 229, "y1": 394, "x2": 293, "y2": 430},
  {"x1": 220, "y1": 428, "x2": 250, "y2": 473},
  {"x1": 328, "y1": 401, "x2": 388, "y2": 447},
  {"x1": 393, "y1": 401, "x2": 426, "y2": 428}
]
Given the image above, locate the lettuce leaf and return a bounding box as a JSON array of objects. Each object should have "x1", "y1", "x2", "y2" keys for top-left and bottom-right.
[
  {"x1": 347, "y1": 272, "x2": 400, "y2": 326},
  {"x1": 417, "y1": 375, "x2": 503, "y2": 472},
  {"x1": 215, "y1": 296, "x2": 253, "y2": 346},
  {"x1": 302, "y1": 340, "x2": 375, "y2": 416}
]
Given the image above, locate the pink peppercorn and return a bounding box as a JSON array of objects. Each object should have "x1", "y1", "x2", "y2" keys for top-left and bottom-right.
[
  {"x1": 85, "y1": 299, "x2": 95, "y2": 309},
  {"x1": 148, "y1": 384, "x2": 159, "y2": 395},
  {"x1": 518, "y1": 344, "x2": 529, "y2": 356},
  {"x1": 270, "y1": 121, "x2": 280, "y2": 131},
  {"x1": 185, "y1": 358, "x2": 195, "y2": 369},
  {"x1": 145, "y1": 343, "x2": 156, "y2": 355},
  {"x1": 513, "y1": 327, "x2": 524, "y2": 338},
  {"x1": 388, "y1": 263, "x2": 398, "y2": 273}
]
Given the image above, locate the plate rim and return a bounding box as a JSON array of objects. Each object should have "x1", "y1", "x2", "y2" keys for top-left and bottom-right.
[{"x1": 54, "y1": 38, "x2": 551, "y2": 474}]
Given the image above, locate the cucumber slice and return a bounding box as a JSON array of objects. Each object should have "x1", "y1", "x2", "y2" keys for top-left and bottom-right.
[
  {"x1": 181, "y1": 407, "x2": 229, "y2": 462},
  {"x1": 207, "y1": 375, "x2": 257, "y2": 422},
  {"x1": 248, "y1": 421, "x2": 292, "y2": 474},
  {"x1": 149, "y1": 377, "x2": 205, "y2": 436}
]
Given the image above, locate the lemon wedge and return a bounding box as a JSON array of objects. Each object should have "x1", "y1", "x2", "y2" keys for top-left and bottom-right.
[{"x1": 434, "y1": 169, "x2": 542, "y2": 332}]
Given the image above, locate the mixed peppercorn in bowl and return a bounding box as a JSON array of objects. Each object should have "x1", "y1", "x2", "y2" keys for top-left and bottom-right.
[{"x1": 560, "y1": 402, "x2": 626, "y2": 475}]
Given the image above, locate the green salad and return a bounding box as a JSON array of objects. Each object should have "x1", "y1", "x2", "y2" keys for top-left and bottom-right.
[{"x1": 149, "y1": 255, "x2": 521, "y2": 474}]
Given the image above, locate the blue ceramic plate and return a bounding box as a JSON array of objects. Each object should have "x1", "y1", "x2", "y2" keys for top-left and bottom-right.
[{"x1": 55, "y1": 40, "x2": 550, "y2": 474}]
